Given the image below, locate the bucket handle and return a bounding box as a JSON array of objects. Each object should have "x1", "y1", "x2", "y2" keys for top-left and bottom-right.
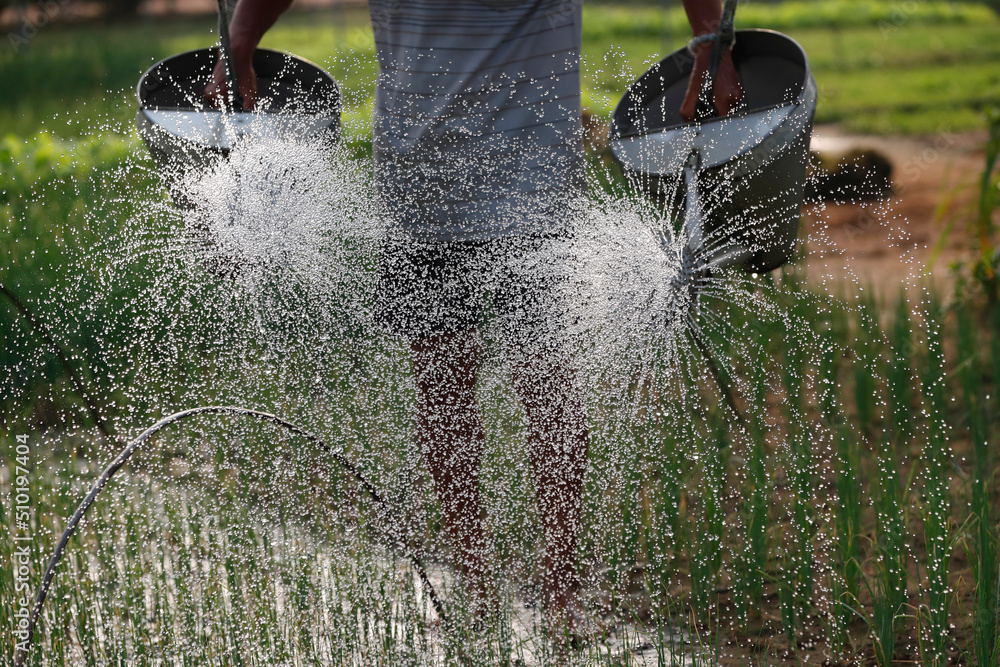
[
  {"x1": 215, "y1": 0, "x2": 243, "y2": 111},
  {"x1": 695, "y1": 0, "x2": 738, "y2": 120}
]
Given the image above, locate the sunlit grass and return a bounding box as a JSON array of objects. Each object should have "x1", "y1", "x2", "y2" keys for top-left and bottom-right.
[{"x1": 2, "y1": 4, "x2": 998, "y2": 138}]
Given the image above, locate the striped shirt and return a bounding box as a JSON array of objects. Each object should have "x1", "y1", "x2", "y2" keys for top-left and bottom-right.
[{"x1": 368, "y1": 0, "x2": 585, "y2": 242}]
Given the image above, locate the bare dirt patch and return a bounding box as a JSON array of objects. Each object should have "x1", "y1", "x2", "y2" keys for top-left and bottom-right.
[{"x1": 803, "y1": 124, "x2": 991, "y2": 299}]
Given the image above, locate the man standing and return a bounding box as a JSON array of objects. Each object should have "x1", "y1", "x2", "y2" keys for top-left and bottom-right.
[{"x1": 208, "y1": 0, "x2": 740, "y2": 641}]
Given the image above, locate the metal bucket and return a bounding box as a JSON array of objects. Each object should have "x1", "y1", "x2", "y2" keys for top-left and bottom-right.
[
  {"x1": 136, "y1": 47, "x2": 341, "y2": 202},
  {"x1": 610, "y1": 29, "x2": 816, "y2": 273}
]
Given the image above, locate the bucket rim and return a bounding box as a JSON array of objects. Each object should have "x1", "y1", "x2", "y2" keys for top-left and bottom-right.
[
  {"x1": 136, "y1": 46, "x2": 338, "y2": 114},
  {"x1": 609, "y1": 28, "x2": 812, "y2": 142}
]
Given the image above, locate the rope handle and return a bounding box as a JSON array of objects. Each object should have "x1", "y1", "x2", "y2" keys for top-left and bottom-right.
[
  {"x1": 686, "y1": 29, "x2": 733, "y2": 56},
  {"x1": 694, "y1": 0, "x2": 739, "y2": 121}
]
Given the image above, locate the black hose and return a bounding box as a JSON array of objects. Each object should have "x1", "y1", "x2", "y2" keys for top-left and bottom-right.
[
  {"x1": 13, "y1": 406, "x2": 446, "y2": 667},
  {"x1": 216, "y1": 0, "x2": 243, "y2": 111},
  {"x1": 689, "y1": 320, "x2": 750, "y2": 436},
  {"x1": 0, "y1": 282, "x2": 112, "y2": 440}
]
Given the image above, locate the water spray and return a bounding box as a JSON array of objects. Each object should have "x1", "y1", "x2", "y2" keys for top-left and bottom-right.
[
  {"x1": 656, "y1": 152, "x2": 751, "y2": 432},
  {"x1": 607, "y1": 3, "x2": 817, "y2": 430},
  {"x1": 15, "y1": 14, "x2": 449, "y2": 667},
  {"x1": 134, "y1": 13, "x2": 341, "y2": 210},
  {"x1": 14, "y1": 12, "x2": 441, "y2": 660},
  {"x1": 12, "y1": 405, "x2": 447, "y2": 667}
]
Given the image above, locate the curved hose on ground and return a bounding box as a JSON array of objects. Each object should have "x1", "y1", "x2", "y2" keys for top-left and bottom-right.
[{"x1": 13, "y1": 406, "x2": 446, "y2": 667}]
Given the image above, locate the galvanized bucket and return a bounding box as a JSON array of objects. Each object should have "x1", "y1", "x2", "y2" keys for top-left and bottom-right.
[
  {"x1": 136, "y1": 47, "x2": 341, "y2": 202},
  {"x1": 610, "y1": 29, "x2": 817, "y2": 273}
]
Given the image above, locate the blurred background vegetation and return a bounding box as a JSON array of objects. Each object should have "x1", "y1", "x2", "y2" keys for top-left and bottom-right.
[{"x1": 1, "y1": 0, "x2": 999, "y2": 138}]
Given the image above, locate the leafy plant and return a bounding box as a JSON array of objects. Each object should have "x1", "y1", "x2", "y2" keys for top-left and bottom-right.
[
  {"x1": 941, "y1": 107, "x2": 1000, "y2": 305},
  {"x1": 917, "y1": 300, "x2": 955, "y2": 667},
  {"x1": 956, "y1": 306, "x2": 1000, "y2": 667}
]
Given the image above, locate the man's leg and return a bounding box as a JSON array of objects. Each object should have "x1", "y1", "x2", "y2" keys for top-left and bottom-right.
[
  {"x1": 509, "y1": 350, "x2": 588, "y2": 632},
  {"x1": 411, "y1": 330, "x2": 494, "y2": 608}
]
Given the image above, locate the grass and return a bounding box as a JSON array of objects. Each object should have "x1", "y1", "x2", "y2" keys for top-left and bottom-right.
[
  {"x1": 3, "y1": 168, "x2": 1000, "y2": 664},
  {"x1": 832, "y1": 423, "x2": 862, "y2": 657},
  {"x1": 916, "y1": 298, "x2": 955, "y2": 667},
  {"x1": 0, "y1": 456, "x2": 447, "y2": 665},
  {"x1": 957, "y1": 305, "x2": 1000, "y2": 667},
  {"x1": 2, "y1": 130, "x2": 998, "y2": 667},
  {"x1": 6, "y1": 265, "x2": 998, "y2": 665}
]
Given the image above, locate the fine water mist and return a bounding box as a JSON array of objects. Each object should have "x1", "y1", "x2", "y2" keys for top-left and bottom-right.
[
  {"x1": 8, "y1": 122, "x2": 846, "y2": 666},
  {"x1": 3, "y1": 31, "x2": 931, "y2": 667}
]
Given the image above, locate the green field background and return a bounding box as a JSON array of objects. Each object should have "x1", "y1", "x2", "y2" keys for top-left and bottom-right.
[{"x1": 2, "y1": 0, "x2": 998, "y2": 140}]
